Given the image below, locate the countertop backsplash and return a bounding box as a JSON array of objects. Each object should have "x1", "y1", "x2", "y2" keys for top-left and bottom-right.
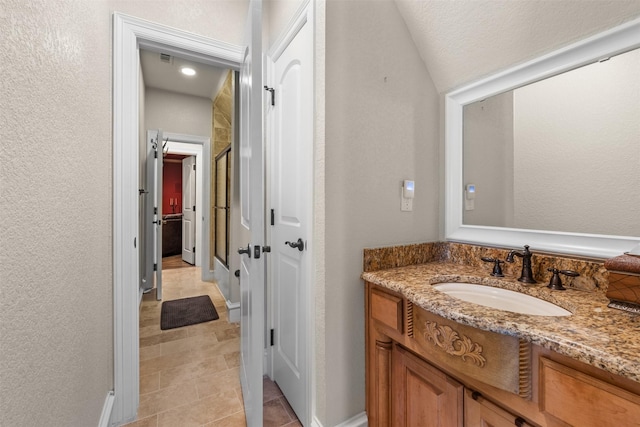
[{"x1": 364, "y1": 241, "x2": 608, "y2": 293}]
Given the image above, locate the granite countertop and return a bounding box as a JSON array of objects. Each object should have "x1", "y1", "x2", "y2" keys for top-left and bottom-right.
[{"x1": 362, "y1": 261, "x2": 640, "y2": 384}]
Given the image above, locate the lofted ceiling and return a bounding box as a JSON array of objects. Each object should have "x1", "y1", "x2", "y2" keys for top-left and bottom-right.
[
  {"x1": 393, "y1": 0, "x2": 640, "y2": 93},
  {"x1": 137, "y1": 1, "x2": 640, "y2": 98},
  {"x1": 140, "y1": 49, "x2": 229, "y2": 100}
]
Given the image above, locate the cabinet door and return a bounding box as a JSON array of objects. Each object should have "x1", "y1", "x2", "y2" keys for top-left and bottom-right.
[
  {"x1": 464, "y1": 389, "x2": 533, "y2": 427},
  {"x1": 393, "y1": 345, "x2": 464, "y2": 427},
  {"x1": 540, "y1": 358, "x2": 640, "y2": 426}
]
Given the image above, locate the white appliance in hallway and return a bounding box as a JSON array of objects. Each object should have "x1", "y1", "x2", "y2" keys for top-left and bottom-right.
[
  {"x1": 182, "y1": 155, "x2": 196, "y2": 265},
  {"x1": 267, "y1": 7, "x2": 313, "y2": 424}
]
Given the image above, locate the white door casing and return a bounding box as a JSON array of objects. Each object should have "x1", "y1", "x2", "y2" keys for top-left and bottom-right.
[
  {"x1": 182, "y1": 156, "x2": 196, "y2": 265},
  {"x1": 112, "y1": 13, "x2": 243, "y2": 425},
  {"x1": 239, "y1": 1, "x2": 265, "y2": 425},
  {"x1": 267, "y1": 6, "x2": 313, "y2": 425}
]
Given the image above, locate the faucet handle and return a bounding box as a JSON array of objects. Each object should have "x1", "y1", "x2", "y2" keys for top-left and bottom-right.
[
  {"x1": 547, "y1": 268, "x2": 580, "y2": 291},
  {"x1": 481, "y1": 257, "x2": 505, "y2": 277}
]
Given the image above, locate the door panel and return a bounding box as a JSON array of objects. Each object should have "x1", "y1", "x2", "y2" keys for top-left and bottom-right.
[
  {"x1": 141, "y1": 131, "x2": 157, "y2": 292},
  {"x1": 276, "y1": 255, "x2": 300, "y2": 372},
  {"x1": 269, "y1": 10, "x2": 313, "y2": 424},
  {"x1": 393, "y1": 345, "x2": 464, "y2": 427},
  {"x1": 239, "y1": 1, "x2": 264, "y2": 425},
  {"x1": 182, "y1": 156, "x2": 196, "y2": 265},
  {"x1": 154, "y1": 130, "x2": 164, "y2": 300}
]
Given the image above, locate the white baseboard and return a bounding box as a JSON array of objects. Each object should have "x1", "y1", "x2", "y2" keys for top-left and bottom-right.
[
  {"x1": 311, "y1": 412, "x2": 368, "y2": 427},
  {"x1": 226, "y1": 300, "x2": 240, "y2": 323},
  {"x1": 98, "y1": 390, "x2": 114, "y2": 427}
]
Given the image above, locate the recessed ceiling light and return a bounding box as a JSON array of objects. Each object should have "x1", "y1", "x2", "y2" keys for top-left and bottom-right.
[{"x1": 180, "y1": 67, "x2": 196, "y2": 76}]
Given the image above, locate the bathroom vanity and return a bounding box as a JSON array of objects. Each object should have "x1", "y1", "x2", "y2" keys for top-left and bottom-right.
[
  {"x1": 363, "y1": 243, "x2": 640, "y2": 427},
  {"x1": 161, "y1": 213, "x2": 182, "y2": 257},
  {"x1": 364, "y1": 18, "x2": 640, "y2": 426}
]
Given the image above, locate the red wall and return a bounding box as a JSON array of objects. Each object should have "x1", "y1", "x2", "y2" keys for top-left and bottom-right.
[{"x1": 163, "y1": 162, "x2": 182, "y2": 214}]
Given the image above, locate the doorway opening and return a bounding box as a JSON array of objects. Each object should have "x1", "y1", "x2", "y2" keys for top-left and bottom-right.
[
  {"x1": 112, "y1": 12, "x2": 245, "y2": 425},
  {"x1": 160, "y1": 153, "x2": 192, "y2": 269}
]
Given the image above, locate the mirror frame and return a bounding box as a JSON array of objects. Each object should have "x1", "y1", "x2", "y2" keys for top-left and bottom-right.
[{"x1": 445, "y1": 17, "x2": 640, "y2": 259}]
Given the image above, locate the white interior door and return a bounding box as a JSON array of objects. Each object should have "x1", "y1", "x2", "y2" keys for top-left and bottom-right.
[
  {"x1": 154, "y1": 130, "x2": 164, "y2": 301},
  {"x1": 239, "y1": 1, "x2": 264, "y2": 425},
  {"x1": 141, "y1": 131, "x2": 157, "y2": 293},
  {"x1": 182, "y1": 155, "x2": 196, "y2": 265},
  {"x1": 268, "y1": 12, "x2": 313, "y2": 424}
]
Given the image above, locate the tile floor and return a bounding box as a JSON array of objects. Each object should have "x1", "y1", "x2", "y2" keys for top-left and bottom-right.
[{"x1": 123, "y1": 264, "x2": 300, "y2": 427}]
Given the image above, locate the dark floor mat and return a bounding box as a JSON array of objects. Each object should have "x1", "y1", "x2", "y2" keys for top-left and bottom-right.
[{"x1": 160, "y1": 295, "x2": 219, "y2": 330}]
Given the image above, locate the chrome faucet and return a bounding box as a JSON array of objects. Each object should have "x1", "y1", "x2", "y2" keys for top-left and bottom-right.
[{"x1": 506, "y1": 245, "x2": 537, "y2": 284}]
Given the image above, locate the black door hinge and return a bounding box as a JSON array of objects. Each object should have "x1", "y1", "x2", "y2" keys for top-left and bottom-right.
[
  {"x1": 271, "y1": 209, "x2": 275, "y2": 226},
  {"x1": 193, "y1": 205, "x2": 196, "y2": 212},
  {"x1": 193, "y1": 247, "x2": 196, "y2": 254},
  {"x1": 264, "y1": 86, "x2": 275, "y2": 106},
  {"x1": 193, "y1": 164, "x2": 196, "y2": 171},
  {"x1": 270, "y1": 329, "x2": 275, "y2": 346},
  {"x1": 153, "y1": 263, "x2": 157, "y2": 271}
]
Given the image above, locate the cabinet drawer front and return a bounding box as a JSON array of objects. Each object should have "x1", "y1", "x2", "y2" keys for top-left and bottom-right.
[
  {"x1": 371, "y1": 289, "x2": 403, "y2": 334},
  {"x1": 540, "y1": 358, "x2": 640, "y2": 426}
]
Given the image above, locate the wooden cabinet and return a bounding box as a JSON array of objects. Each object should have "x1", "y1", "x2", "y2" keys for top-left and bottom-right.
[
  {"x1": 393, "y1": 345, "x2": 464, "y2": 427},
  {"x1": 464, "y1": 388, "x2": 533, "y2": 427},
  {"x1": 540, "y1": 358, "x2": 640, "y2": 426},
  {"x1": 161, "y1": 215, "x2": 182, "y2": 256},
  {"x1": 370, "y1": 287, "x2": 403, "y2": 334},
  {"x1": 365, "y1": 281, "x2": 640, "y2": 427}
]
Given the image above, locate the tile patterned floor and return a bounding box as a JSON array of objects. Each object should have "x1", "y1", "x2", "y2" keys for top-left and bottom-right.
[
  {"x1": 162, "y1": 254, "x2": 194, "y2": 270},
  {"x1": 123, "y1": 265, "x2": 300, "y2": 427}
]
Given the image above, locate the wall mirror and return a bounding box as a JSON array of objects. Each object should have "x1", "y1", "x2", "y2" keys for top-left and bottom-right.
[{"x1": 445, "y1": 18, "x2": 640, "y2": 259}]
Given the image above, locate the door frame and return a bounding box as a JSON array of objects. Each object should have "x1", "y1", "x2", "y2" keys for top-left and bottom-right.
[{"x1": 112, "y1": 13, "x2": 243, "y2": 425}]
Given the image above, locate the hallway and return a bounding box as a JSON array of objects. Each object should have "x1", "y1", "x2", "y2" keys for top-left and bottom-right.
[{"x1": 124, "y1": 265, "x2": 300, "y2": 426}]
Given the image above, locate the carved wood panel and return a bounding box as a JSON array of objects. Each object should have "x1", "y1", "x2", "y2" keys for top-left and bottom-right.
[{"x1": 413, "y1": 307, "x2": 531, "y2": 397}]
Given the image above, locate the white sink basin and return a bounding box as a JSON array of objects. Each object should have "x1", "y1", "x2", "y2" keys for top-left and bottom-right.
[{"x1": 433, "y1": 283, "x2": 571, "y2": 316}]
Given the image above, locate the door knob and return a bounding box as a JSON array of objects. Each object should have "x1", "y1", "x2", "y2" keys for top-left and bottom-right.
[
  {"x1": 285, "y1": 238, "x2": 305, "y2": 252},
  {"x1": 238, "y1": 245, "x2": 251, "y2": 258}
]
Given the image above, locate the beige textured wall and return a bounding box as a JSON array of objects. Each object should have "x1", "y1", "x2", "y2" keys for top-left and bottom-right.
[
  {"x1": 463, "y1": 92, "x2": 514, "y2": 228},
  {"x1": 0, "y1": 1, "x2": 247, "y2": 425},
  {"x1": 145, "y1": 88, "x2": 213, "y2": 138},
  {"x1": 513, "y1": 50, "x2": 640, "y2": 236},
  {"x1": 312, "y1": 0, "x2": 327, "y2": 422},
  {"x1": 322, "y1": 0, "x2": 440, "y2": 424},
  {"x1": 266, "y1": 0, "x2": 306, "y2": 46}
]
